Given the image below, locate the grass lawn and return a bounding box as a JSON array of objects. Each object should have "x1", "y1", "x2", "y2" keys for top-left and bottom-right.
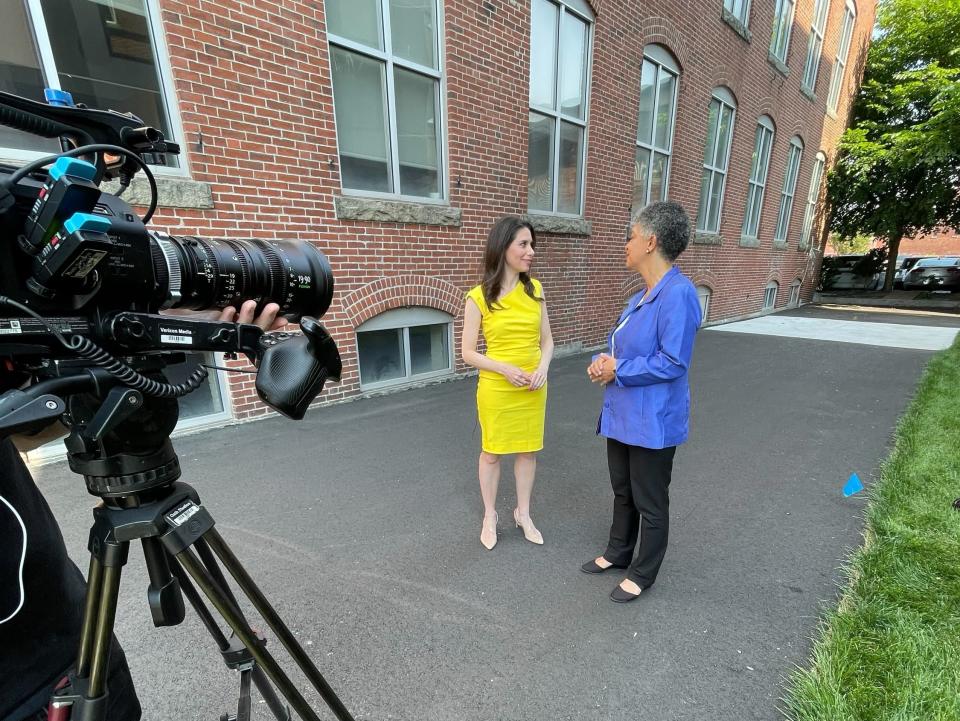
[{"x1": 784, "y1": 336, "x2": 960, "y2": 720}]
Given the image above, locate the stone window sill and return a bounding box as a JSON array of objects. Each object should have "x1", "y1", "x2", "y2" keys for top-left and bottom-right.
[
  {"x1": 693, "y1": 231, "x2": 723, "y2": 246},
  {"x1": 523, "y1": 213, "x2": 592, "y2": 236},
  {"x1": 100, "y1": 175, "x2": 213, "y2": 209},
  {"x1": 797, "y1": 242, "x2": 811, "y2": 252},
  {"x1": 721, "y1": 8, "x2": 752, "y2": 42},
  {"x1": 739, "y1": 235, "x2": 760, "y2": 248},
  {"x1": 768, "y1": 53, "x2": 790, "y2": 78},
  {"x1": 334, "y1": 195, "x2": 462, "y2": 226},
  {"x1": 800, "y1": 84, "x2": 817, "y2": 102},
  {"x1": 773, "y1": 240, "x2": 788, "y2": 250}
]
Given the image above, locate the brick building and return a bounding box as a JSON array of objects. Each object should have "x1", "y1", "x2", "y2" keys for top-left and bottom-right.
[{"x1": 1, "y1": 0, "x2": 875, "y2": 431}]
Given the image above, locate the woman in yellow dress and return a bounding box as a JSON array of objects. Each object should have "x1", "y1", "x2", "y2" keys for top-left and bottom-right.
[{"x1": 461, "y1": 216, "x2": 554, "y2": 550}]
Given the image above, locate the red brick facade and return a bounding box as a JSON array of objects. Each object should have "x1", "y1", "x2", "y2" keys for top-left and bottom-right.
[
  {"x1": 142, "y1": 0, "x2": 875, "y2": 418},
  {"x1": 887, "y1": 230, "x2": 960, "y2": 257}
]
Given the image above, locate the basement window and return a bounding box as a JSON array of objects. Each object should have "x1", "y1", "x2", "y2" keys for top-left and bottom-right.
[{"x1": 356, "y1": 307, "x2": 453, "y2": 389}]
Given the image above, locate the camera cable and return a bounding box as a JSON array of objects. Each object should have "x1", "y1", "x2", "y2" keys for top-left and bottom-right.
[{"x1": 7, "y1": 143, "x2": 159, "y2": 223}]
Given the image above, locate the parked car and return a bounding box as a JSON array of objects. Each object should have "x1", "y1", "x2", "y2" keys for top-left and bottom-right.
[
  {"x1": 893, "y1": 255, "x2": 930, "y2": 289},
  {"x1": 820, "y1": 253, "x2": 885, "y2": 291},
  {"x1": 902, "y1": 256, "x2": 960, "y2": 291}
]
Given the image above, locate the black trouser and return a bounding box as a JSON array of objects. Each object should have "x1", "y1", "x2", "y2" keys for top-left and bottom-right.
[{"x1": 603, "y1": 439, "x2": 676, "y2": 590}]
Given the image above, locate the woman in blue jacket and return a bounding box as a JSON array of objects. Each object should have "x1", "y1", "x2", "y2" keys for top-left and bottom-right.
[{"x1": 584, "y1": 201, "x2": 702, "y2": 603}]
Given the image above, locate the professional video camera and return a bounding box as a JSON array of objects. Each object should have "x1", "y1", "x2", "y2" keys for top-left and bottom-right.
[{"x1": 0, "y1": 90, "x2": 355, "y2": 721}]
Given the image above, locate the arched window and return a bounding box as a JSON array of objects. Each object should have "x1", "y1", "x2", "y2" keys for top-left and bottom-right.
[
  {"x1": 696, "y1": 285, "x2": 713, "y2": 323},
  {"x1": 789, "y1": 279, "x2": 802, "y2": 306},
  {"x1": 697, "y1": 87, "x2": 737, "y2": 234},
  {"x1": 774, "y1": 136, "x2": 804, "y2": 242},
  {"x1": 827, "y1": 1, "x2": 857, "y2": 113},
  {"x1": 742, "y1": 115, "x2": 776, "y2": 240},
  {"x1": 356, "y1": 307, "x2": 454, "y2": 388},
  {"x1": 763, "y1": 281, "x2": 779, "y2": 309},
  {"x1": 800, "y1": 152, "x2": 827, "y2": 249},
  {"x1": 633, "y1": 45, "x2": 680, "y2": 212}
]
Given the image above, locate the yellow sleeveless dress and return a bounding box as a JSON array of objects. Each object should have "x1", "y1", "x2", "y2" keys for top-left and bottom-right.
[{"x1": 466, "y1": 279, "x2": 547, "y2": 454}]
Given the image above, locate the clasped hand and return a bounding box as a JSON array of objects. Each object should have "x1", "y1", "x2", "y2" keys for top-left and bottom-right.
[
  {"x1": 587, "y1": 353, "x2": 616, "y2": 385},
  {"x1": 501, "y1": 365, "x2": 547, "y2": 390}
]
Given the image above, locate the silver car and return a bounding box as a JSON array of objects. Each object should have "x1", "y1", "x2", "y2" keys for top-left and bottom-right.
[{"x1": 902, "y1": 257, "x2": 960, "y2": 291}]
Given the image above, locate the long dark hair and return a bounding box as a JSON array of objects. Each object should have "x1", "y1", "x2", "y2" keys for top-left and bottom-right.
[{"x1": 481, "y1": 216, "x2": 542, "y2": 311}]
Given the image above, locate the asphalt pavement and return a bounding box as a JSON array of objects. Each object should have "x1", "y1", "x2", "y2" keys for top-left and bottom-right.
[{"x1": 32, "y1": 305, "x2": 960, "y2": 721}]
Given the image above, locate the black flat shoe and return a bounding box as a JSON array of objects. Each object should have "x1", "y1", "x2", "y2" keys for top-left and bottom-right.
[
  {"x1": 609, "y1": 584, "x2": 643, "y2": 603},
  {"x1": 580, "y1": 559, "x2": 627, "y2": 575}
]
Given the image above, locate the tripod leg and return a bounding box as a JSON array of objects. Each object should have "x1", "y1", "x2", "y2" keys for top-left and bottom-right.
[
  {"x1": 51, "y1": 536, "x2": 129, "y2": 721},
  {"x1": 169, "y1": 558, "x2": 291, "y2": 721},
  {"x1": 252, "y1": 667, "x2": 293, "y2": 721},
  {"x1": 175, "y1": 544, "x2": 330, "y2": 721},
  {"x1": 88, "y1": 560, "x2": 123, "y2": 698},
  {"x1": 76, "y1": 555, "x2": 104, "y2": 678},
  {"x1": 203, "y1": 529, "x2": 356, "y2": 721}
]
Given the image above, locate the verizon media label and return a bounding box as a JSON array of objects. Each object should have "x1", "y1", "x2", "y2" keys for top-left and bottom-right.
[{"x1": 161, "y1": 326, "x2": 193, "y2": 345}]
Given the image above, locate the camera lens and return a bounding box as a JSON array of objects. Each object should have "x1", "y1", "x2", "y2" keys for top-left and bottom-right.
[{"x1": 150, "y1": 233, "x2": 333, "y2": 321}]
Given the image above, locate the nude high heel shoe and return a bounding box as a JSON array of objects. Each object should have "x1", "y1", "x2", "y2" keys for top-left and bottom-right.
[
  {"x1": 513, "y1": 508, "x2": 544, "y2": 545},
  {"x1": 480, "y1": 512, "x2": 498, "y2": 550}
]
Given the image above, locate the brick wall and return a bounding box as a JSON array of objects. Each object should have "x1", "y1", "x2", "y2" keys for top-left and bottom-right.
[
  {"x1": 143, "y1": 0, "x2": 875, "y2": 418},
  {"x1": 889, "y1": 230, "x2": 960, "y2": 257}
]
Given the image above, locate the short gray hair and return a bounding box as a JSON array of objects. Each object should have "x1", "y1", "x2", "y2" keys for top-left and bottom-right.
[{"x1": 629, "y1": 201, "x2": 691, "y2": 262}]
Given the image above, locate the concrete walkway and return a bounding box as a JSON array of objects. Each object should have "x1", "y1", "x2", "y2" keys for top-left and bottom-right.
[
  {"x1": 32, "y1": 306, "x2": 960, "y2": 721},
  {"x1": 706, "y1": 310, "x2": 960, "y2": 350}
]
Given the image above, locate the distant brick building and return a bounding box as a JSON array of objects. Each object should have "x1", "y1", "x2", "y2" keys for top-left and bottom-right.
[
  {"x1": 1, "y1": 0, "x2": 875, "y2": 429},
  {"x1": 890, "y1": 230, "x2": 960, "y2": 258}
]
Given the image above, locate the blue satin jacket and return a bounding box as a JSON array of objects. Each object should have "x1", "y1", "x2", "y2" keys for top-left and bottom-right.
[{"x1": 597, "y1": 267, "x2": 702, "y2": 449}]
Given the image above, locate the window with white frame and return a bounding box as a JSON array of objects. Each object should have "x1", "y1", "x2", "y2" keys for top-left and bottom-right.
[
  {"x1": 800, "y1": 152, "x2": 827, "y2": 248},
  {"x1": 827, "y1": 1, "x2": 857, "y2": 113},
  {"x1": 696, "y1": 285, "x2": 712, "y2": 324},
  {"x1": 356, "y1": 307, "x2": 453, "y2": 389},
  {"x1": 789, "y1": 279, "x2": 802, "y2": 306},
  {"x1": 723, "y1": 0, "x2": 751, "y2": 26},
  {"x1": 528, "y1": 0, "x2": 594, "y2": 215},
  {"x1": 633, "y1": 45, "x2": 679, "y2": 212},
  {"x1": 742, "y1": 116, "x2": 775, "y2": 239},
  {"x1": 1, "y1": 0, "x2": 182, "y2": 167},
  {"x1": 769, "y1": 0, "x2": 796, "y2": 64},
  {"x1": 802, "y1": 0, "x2": 831, "y2": 92},
  {"x1": 763, "y1": 281, "x2": 779, "y2": 309},
  {"x1": 774, "y1": 136, "x2": 804, "y2": 242},
  {"x1": 697, "y1": 88, "x2": 737, "y2": 234},
  {"x1": 327, "y1": 0, "x2": 444, "y2": 199}
]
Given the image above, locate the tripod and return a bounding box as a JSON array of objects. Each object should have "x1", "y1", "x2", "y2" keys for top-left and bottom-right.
[{"x1": 10, "y1": 373, "x2": 357, "y2": 721}]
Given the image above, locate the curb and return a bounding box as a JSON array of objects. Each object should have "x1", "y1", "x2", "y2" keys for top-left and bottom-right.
[{"x1": 813, "y1": 292, "x2": 960, "y2": 312}]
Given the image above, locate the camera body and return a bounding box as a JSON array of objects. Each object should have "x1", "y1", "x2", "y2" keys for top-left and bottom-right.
[{"x1": 1, "y1": 166, "x2": 159, "y2": 359}]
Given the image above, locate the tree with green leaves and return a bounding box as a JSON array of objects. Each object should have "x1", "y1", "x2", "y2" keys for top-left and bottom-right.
[{"x1": 827, "y1": 0, "x2": 960, "y2": 291}]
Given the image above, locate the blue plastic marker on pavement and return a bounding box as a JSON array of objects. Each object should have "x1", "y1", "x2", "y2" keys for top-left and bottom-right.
[{"x1": 843, "y1": 473, "x2": 864, "y2": 497}]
